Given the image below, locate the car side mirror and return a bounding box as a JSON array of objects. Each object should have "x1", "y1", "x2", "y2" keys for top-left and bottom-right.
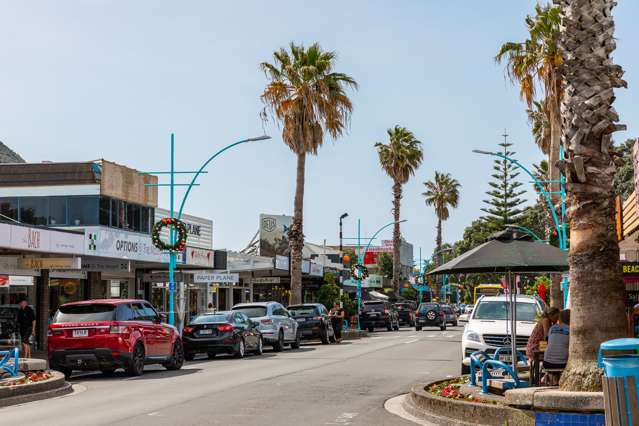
[{"x1": 159, "y1": 313, "x2": 167, "y2": 323}]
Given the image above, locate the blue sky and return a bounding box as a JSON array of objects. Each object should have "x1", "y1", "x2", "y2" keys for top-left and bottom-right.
[{"x1": 1, "y1": 1, "x2": 638, "y2": 257}]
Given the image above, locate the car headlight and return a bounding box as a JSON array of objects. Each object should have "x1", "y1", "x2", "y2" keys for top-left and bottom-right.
[{"x1": 464, "y1": 331, "x2": 481, "y2": 343}]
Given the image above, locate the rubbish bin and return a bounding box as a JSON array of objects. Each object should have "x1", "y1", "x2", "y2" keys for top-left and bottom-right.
[{"x1": 598, "y1": 338, "x2": 639, "y2": 425}]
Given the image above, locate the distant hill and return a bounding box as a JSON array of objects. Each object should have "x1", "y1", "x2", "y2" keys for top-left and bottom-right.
[{"x1": 0, "y1": 141, "x2": 25, "y2": 163}]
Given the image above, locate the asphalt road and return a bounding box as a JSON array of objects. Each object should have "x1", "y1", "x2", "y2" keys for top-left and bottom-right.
[{"x1": 1, "y1": 325, "x2": 463, "y2": 426}]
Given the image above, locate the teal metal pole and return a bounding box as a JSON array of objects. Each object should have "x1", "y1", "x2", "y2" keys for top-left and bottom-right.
[
  {"x1": 357, "y1": 219, "x2": 361, "y2": 331},
  {"x1": 168, "y1": 134, "x2": 176, "y2": 326}
]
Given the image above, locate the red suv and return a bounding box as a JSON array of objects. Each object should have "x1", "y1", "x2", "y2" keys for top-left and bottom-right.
[{"x1": 48, "y1": 299, "x2": 184, "y2": 378}]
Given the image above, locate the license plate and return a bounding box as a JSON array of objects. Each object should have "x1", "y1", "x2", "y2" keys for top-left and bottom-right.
[
  {"x1": 296, "y1": 318, "x2": 306, "y2": 322},
  {"x1": 499, "y1": 355, "x2": 512, "y2": 362},
  {"x1": 72, "y1": 329, "x2": 88, "y2": 337},
  {"x1": 199, "y1": 329, "x2": 213, "y2": 335},
  {"x1": 369, "y1": 312, "x2": 379, "y2": 317}
]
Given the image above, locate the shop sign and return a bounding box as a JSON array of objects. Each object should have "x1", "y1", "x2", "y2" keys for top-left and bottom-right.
[
  {"x1": 8, "y1": 276, "x2": 34, "y2": 286},
  {"x1": 0, "y1": 224, "x2": 84, "y2": 255},
  {"x1": 302, "y1": 260, "x2": 311, "y2": 274},
  {"x1": 18, "y1": 257, "x2": 81, "y2": 269},
  {"x1": 0, "y1": 276, "x2": 8, "y2": 288},
  {"x1": 309, "y1": 262, "x2": 324, "y2": 277},
  {"x1": 81, "y1": 259, "x2": 131, "y2": 272},
  {"x1": 50, "y1": 269, "x2": 87, "y2": 279},
  {"x1": 182, "y1": 247, "x2": 214, "y2": 268},
  {"x1": 194, "y1": 272, "x2": 239, "y2": 284},
  {"x1": 623, "y1": 263, "x2": 639, "y2": 274},
  {"x1": 143, "y1": 271, "x2": 185, "y2": 282},
  {"x1": 275, "y1": 255, "x2": 289, "y2": 271},
  {"x1": 252, "y1": 277, "x2": 280, "y2": 284},
  {"x1": 342, "y1": 275, "x2": 383, "y2": 288},
  {"x1": 155, "y1": 209, "x2": 213, "y2": 249},
  {"x1": 83, "y1": 226, "x2": 168, "y2": 263}
]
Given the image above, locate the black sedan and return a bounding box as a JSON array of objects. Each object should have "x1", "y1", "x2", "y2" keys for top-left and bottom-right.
[
  {"x1": 288, "y1": 303, "x2": 335, "y2": 344},
  {"x1": 182, "y1": 311, "x2": 263, "y2": 360}
]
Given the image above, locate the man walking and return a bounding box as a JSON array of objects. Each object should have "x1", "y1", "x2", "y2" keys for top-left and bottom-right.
[{"x1": 17, "y1": 299, "x2": 36, "y2": 358}]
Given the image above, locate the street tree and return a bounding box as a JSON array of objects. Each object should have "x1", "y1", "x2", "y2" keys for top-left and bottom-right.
[
  {"x1": 613, "y1": 139, "x2": 636, "y2": 199},
  {"x1": 555, "y1": 0, "x2": 628, "y2": 392},
  {"x1": 375, "y1": 126, "x2": 423, "y2": 294},
  {"x1": 481, "y1": 136, "x2": 527, "y2": 229},
  {"x1": 260, "y1": 42, "x2": 357, "y2": 305},
  {"x1": 422, "y1": 171, "x2": 461, "y2": 253},
  {"x1": 496, "y1": 4, "x2": 563, "y2": 203}
]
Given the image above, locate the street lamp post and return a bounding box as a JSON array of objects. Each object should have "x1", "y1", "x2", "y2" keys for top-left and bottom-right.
[
  {"x1": 473, "y1": 149, "x2": 568, "y2": 304},
  {"x1": 339, "y1": 213, "x2": 348, "y2": 258},
  {"x1": 144, "y1": 133, "x2": 270, "y2": 327}
]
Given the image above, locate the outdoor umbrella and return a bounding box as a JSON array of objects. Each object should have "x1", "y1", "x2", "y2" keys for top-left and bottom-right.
[{"x1": 428, "y1": 228, "x2": 568, "y2": 371}]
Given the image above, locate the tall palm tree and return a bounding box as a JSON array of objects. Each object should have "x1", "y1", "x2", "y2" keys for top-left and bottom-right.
[
  {"x1": 527, "y1": 100, "x2": 551, "y2": 156},
  {"x1": 260, "y1": 42, "x2": 357, "y2": 305},
  {"x1": 555, "y1": 0, "x2": 627, "y2": 392},
  {"x1": 376, "y1": 126, "x2": 423, "y2": 293},
  {"x1": 422, "y1": 172, "x2": 461, "y2": 253},
  {"x1": 496, "y1": 5, "x2": 562, "y2": 202}
]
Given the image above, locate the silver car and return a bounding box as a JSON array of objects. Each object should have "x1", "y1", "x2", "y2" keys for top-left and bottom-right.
[{"x1": 231, "y1": 302, "x2": 300, "y2": 351}]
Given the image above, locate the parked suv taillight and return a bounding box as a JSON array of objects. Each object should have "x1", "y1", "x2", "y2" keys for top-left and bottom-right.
[
  {"x1": 110, "y1": 325, "x2": 129, "y2": 334},
  {"x1": 384, "y1": 308, "x2": 389, "y2": 314}
]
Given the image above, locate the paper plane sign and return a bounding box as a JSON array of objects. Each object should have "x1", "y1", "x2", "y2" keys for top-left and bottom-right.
[
  {"x1": 18, "y1": 257, "x2": 81, "y2": 270},
  {"x1": 194, "y1": 272, "x2": 239, "y2": 284}
]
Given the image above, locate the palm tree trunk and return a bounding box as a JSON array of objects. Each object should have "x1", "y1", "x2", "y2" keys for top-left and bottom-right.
[
  {"x1": 435, "y1": 218, "x2": 442, "y2": 253},
  {"x1": 289, "y1": 152, "x2": 306, "y2": 306},
  {"x1": 549, "y1": 103, "x2": 562, "y2": 204},
  {"x1": 549, "y1": 274, "x2": 563, "y2": 309},
  {"x1": 392, "y1": 181, "x2": 402, "y2": 294},
  {"x1": 556, "y1": 0, "x2": 628, "y2": 392}
]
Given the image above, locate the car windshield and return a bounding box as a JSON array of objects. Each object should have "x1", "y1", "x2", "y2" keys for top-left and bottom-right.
[
  {"x1": 419, "y1": 303, "x2": 439, "y2": 312},
  {"x1": 53, "y1": 304, "x2": 116, "y2": 323},
  {"x1": 191, "y1": 313, "x2": 231, "y2": 324},
  {"x1": 473, "y1": 301, "x2": 539, "y2": 322},
  {"x1": 288, "y1": 306, "x2": 317, "y2": 317},
  {"x1": 232, "y1": 306, "x2": 267, "y2": 318}
]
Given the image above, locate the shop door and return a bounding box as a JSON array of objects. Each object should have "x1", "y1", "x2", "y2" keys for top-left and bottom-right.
[
  {"x1": 233, "y1": 289, "x2": 242, "y2": 306},
  {"x1": 218, "y1": 288, "x2": 227, "y2": 311}
]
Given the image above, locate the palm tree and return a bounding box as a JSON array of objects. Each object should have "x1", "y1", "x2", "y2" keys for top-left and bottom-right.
[
  {"x1": 555, "y1": 0, "x2": 627, "y2": 392},
  {"x1": 376, "y1": 126, "x2": 423, "y2": 293},
  {"x1": 422, "y1": 172, "x2": 461, "y2": 253},
  {"x1": 496, "y1": 4, "x2": 562, "y2": 202},
  {"x1": 527, "y1": 100, "x2": 551, "y2": 156},
  {"x1": 260, "y1": 42, "x2": 357, "y2": 305}
]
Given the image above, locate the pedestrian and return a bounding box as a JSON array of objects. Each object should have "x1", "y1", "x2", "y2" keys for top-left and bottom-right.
[
  {"x1": 542, "y1": 309, "x2": 570, "y2": 385},
  {"x1": 526, "y1": 307, "x2": 559, "y2": 361},
  {"x1": 329, "y1": 302, "x2": 345, "y2": 343},
  {"x1": 17, "y1": 299, "x2": 36, "y2": 358}
]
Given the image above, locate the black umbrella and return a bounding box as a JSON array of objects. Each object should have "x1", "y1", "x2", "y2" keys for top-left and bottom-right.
[
  {"x1": 427, "y1": 228, "x2": 568, "y2": 372},
  {"x1": 428, "y1": 229, "x2": 568, "y2": 275}
]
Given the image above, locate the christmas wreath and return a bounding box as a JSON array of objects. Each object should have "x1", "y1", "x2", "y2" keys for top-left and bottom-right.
[
  {"x1": 349, "y1": 263, "x2": 369, "y2": 280},
  {"x1": 151, "y1": 218, "x2": 188, "y2": 252}
]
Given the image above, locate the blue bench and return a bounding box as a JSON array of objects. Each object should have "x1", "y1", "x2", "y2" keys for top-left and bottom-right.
[{"x1": 0, "y1": 347, "x2": 19, "y2": 377}]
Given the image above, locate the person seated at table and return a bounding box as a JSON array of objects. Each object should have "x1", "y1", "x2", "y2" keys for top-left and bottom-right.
[
  {"x1": 526, "y1": 307, "x2": 559, "y2": 361},
  {"x1": 542, "y1": 309, "x2": 570, "y2": 385}
]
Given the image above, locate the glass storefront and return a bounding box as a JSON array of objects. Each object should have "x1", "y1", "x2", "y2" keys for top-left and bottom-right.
[{"x1": 49, "y1": 278, "x2": 85, "y2": 320}]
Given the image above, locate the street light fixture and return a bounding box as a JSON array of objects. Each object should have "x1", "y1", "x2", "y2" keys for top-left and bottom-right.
[{"x1": 339, "y1": 213, "x2": 349, "y2": 254}]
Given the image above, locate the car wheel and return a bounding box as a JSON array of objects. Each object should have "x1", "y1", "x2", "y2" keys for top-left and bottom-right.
[
  {"x1": 57, "y1": 366, "x2": 73, "y2": 379},
  {"x1": 415, "y1": 326, "x2": 422, "y2": 331},
  {"x1": 272, "y1": 330, "x2": 284, "y2": 352},
  {"x1": 234, "y1": 338, "x2": 246, "y2": 359},
  {"x1": 126, "y1": 343, "x2": 145, "y2": 376},
  {"x1": 164, "y1": 340, "x2": 184, "y2": 370},
  {"x1": 453, "y1": 321, "x2": 458, "y2": 327},
  {"x1": 184, "y1": 351, "x2": 195, "y2": 361},
  {"x1": 291, "y1": 330, "x2": 301, "y2": 349},
  {"x1": 320, "y1": 327, "x2": 329, "y2": 344},
  {"x1": 461, "y1": 363, "x2": 470, "y2": 375},
  {"x1": 367, "y1": 326, "x2": 374, "y2": 333},
  {"x1": 329, "y1": 332, "x2": 337, "y2": 343},
  {"x1": 207, "y1": 352, "x2": 217, "y2": 360},
  {"x1": 254, "y1": 337, "x2": 264, "y2": 355}
]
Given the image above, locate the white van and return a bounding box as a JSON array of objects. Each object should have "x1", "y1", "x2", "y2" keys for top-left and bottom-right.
[{"x1": 460, "y1": 294, "x2": 544, "y2": 374}]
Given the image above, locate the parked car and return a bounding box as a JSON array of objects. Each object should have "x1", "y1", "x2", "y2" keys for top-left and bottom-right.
[
  {"x1": 182, "y1": 311, "x2": 262, "y2": 360},
  {"x1": 393, "y1": 302, "x2": 416, "y2": 327},
  {"x1": 288, "y1": 303, "x2": 335, "y2": 344},
  {"x1": 460, "y1": 295, "x2": 543, "y2": 374},
  {"x1": 439, "y1": 304, "x2": 459, "y2": 327},
  {"x1": 359, "y1": 300, "x2": 399, "y2": 332},
  {"x1": 415, "y1": 302, "x2": 447, "y2": 331},
  {"x1": 48, "y1": 299, "x2": 183, "y2": 378},
  {"x1": 231, "y1": 302, "x2": 300, "y2": 351}
]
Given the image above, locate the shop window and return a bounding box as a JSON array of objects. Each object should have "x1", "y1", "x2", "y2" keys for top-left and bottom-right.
[
  {"x1": 140, "y1": 206, "x2": 150, "y2": 234},
  {"x1": 49, "y1": 197, "x2": 67, "y2": 225},
  {"x1": 0, "y1": 197, "x2": 18, "y2": 221},
  {"x1": 19, "y1": 197, "x2": 48, "y2": 225},
  {"x1": 110, "y1": 281, "x2": 121, "y2": 298},
  {"x1": 127, "y1": 203, "x2": 141, "y2": 232},
  {"x1": 68, "y1": 196, "x2": 99, "y2": 226},
  {"x1": 110, "y1": 198, "x2": 119, "y2": 228}
]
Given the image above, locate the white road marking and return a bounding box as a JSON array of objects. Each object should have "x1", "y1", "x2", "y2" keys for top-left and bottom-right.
[
  {"x1": 326, "y1": 412, "x2": 359, "y2": 425},
  {"x1": 403, "y1": 339, "x2": 419, "y2": 344},
  {"x1": 147, "y1": 412, "x2": 160, "y2": 416},
  {"x1": 426, "y1": 334, "x2": 436, "y2": 338}
]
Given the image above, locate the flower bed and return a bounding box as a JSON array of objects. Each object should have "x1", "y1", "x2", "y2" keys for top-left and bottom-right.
[
  {"x1": 0, "y1": 371, "x2": 53, "y2": 387},
  {"x1": 427, "y1": 376, "x2": 499, "y2": 405}
]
